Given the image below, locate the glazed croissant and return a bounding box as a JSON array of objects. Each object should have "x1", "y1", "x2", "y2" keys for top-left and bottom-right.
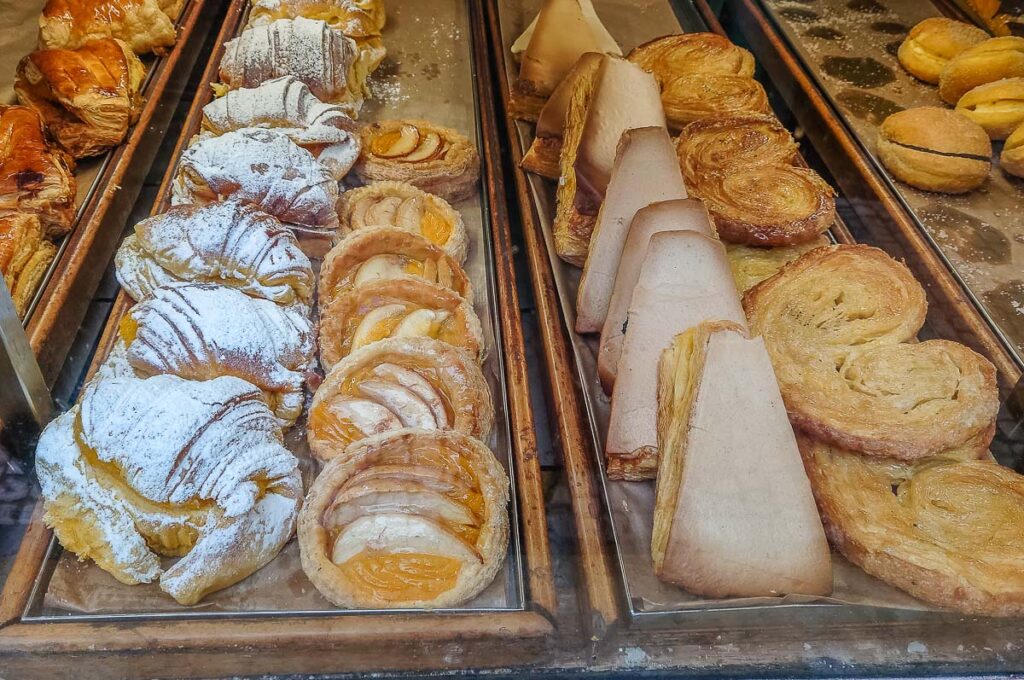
[
  {"x1": 171, "y1": 128, "x2": 341, "y2": 230},
  {"x1": 38, "y1": 0, "x2": 179, "y2": 55},
  {"x1": 16, "y1": 38, "x2": 146, "y2": 158},
  {"x1": 35, "y1": 373, "x2": 302, "y2": 605},
  {"x1": 120, "y1": 283, "x2": 315, "y2": 427},
  {"x1": 201, "y1": 76, "x2": 360, "y2": 179},
  {"x1": 114, "y1": 201, "x2": 314, "y2": 307}
]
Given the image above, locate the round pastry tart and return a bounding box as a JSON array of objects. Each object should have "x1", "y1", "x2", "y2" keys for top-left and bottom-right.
[
  {"x1": 339, "y1": 181, "x2": 468, "y2": 263},
  {"x1": 307, "y1": 337, "x2": 493, "y2": 461},
  {"x1": 628, "y1": 33, "x2": 755, "y2": 81},
  {"x1": 320, "y1": 226, "x2": 472, "y2": 305},
  {"x1": 298, "y1": 429, "x2": 510, "y2": 609},
  {"x1": 743, "y1": 244, "x2": 999, "y2": 460},
  {"x1": 938, "y1": 36, "x2": 1024, "y2": 105},
  {"x1": 675, "y1": 114, "x2": 798, "y2": 186},
  {"x1": 657, "y1": 74, "x2": 769, "y2": 130},
  {"x1": 354, "y1": 120, "x2": 481, "y2": 203},
  {"x1": 319, "y1": 278, "x2": 485, "y2": 368},
  {"x1": 689, "y1": 164, "x2": 835, "y2": 246},
  {"x1": 897, "y1": 17, "x2": 988, "y2": 84}
]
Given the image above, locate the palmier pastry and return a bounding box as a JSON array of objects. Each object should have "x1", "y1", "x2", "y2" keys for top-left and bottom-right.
[
  {"x1": 898, "y1": 18, "x2": 988, "y2": 84},
  {"x1": 956, "y1": 77, "x2": 1024, "y2": 140},
  {"x1": 218, "y1": 18, "x2": 361, "y2": 110},
  {"x1": 119, "y1": 284, "x2": 315, "y2": 427},
  {"x1": 725, "y1": 237, "x2": 829, "y2": 293},
  {"x1": 115, "y1": 201, "x2": 314, "y2": 308},
  {"x1": 877, "y1": 107, "x2": 992, "y2": 194},
  {"x1": 0, "y1": 106, "x2": 76, "y2": 235},
  {"x1": 628, "y1": 33, "x2": 755, "y2": 81},
  {"x1": 1001, "y1": 121, "x2": 1024, "y2": 177},
  {"x1": 939, "y1": 36, "x2": 1024, "y2": 105},
  {"x1": 201, "y1": 76, "x2": 360, "y2": 179},
  {"x1": 800, "y1": 435, "x2": 1024, "y2": 616},
  {"x1": 307, "y1": 337, "x2": 492, "y2": 461},
  {"x1": 35, "y1": 373, "x2": 302, "y2": 605},
  {"x1": 15, "y1": 39, "x2": 146, "y2": 159},
  {"x1": 354, "y1": 120, "x2": 481, "y2": 203},
  {"x1": 688, "y1": 164, "x2": 834, "y2": 246},
  {"x1": 319, "y1": 278, "x2": 484, "y2": 369},
  {"x1": 171, "y1": 128, "x2": 341, "y2": 231},
  {"x1": 0, "y1": 213, "x2": 56, "y2": 317},
  {"x1": 320, "y1": 227, "x2": 472, "y2": 305},
  {"x1": 675, "y1": 114, "x2": 798, "y2": 186},
  {"x1": 339, "y1": 181, "x2": 467, "y2": 263},
  {"x1": 38, "y1": 0, "x2": 179, "y2": 55},
  {"x1": 657, "y1": 74, "x2": 769, "y2": 130},
  {"x1": 743, "y1": 245, "x2": 999, "y2": 460},
  {"x1": 298, "y1": 429, "x2": 509, "y2": 609}
]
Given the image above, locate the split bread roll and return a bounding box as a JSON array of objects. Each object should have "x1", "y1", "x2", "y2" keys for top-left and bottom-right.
[
  {"x1": 1002, "y1": 122, "x2": 1024, "y2": 177},
  {"x1": 606, "y1": 230, "x2": 745, "y2": 480},
  {"x1": 38, "y1": 0, "x2": 180, "y2": 55},
  {"x1": 299, "y1": 429, "x2": 509, "y2": 609},
  {"x1": 35, "y1": 373, "x2": 302, "y2": 605},
  {"x1": 675, "y1": 114, "x2": 798, "y2": 188},
  {"x1": 956, "y1": 77, "x2": 1024, "y2": 140},
  {"x1": 653, "y1": 321, "x2": 832, "y2": 597},
  {"x1": 743, "y1": 245, "x2": 999, "y2": 461},
  {"x1": 0, "y1": 213, "x2": 56, "y2": 318},
  {"x1": 575, "y1": 126, "x2": 686, "y2": 333},
  {"x1": 939, "y1": 36, "x2": 1024, "y2": 105},
  {"x1": 307, "y1": 337, "x2": 492, "y2": 461},
  {"x1": 114, "y1": 201, "x2": 314, "y2": 308},
  {"x1": 800, "y1": 434, "x2": 1024, "y2": 616},
  {"x1": 897, "y1": 17, "x2": 988, "y2": 84}
]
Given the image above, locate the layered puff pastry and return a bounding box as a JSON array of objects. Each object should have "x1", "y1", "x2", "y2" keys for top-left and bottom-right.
[
  {"x1": 308, "y1": 337, "x2": 493, "y2": 461},
  {"x1": 338, "y1": 181, "x2": 468, "y2": 263},
  {"x1": 201, "y1": 76, "x2": 360, "y2": 179},
  {"x1": 0, "y1": 106, "x2": 76, "y2": 235},
  {"x1": 354, "y1": 120, "x2": 481, "y2": 203},
  {"x1": 114, "y1": 201, "x2": 314, "y2": 308},
  {"x1": 320, "y1": 227, "x2": 472, "y2": 305},
  {"x1": 743, "y1": 245, "x2": 999, "y2": 461},
  {"x1": 897, "y1": 18, "x2": 988, "y2": 85},
  {"x1": 118, "y1": 283, "x2": 315, "y2": 427},
  {"x1": 35, "y1": 373, "x2": 302, "y2": 605},
  {"x1": 39, "y1": 0, "x2": 180, "y2": 55},
  {"x1": 15, "y1": 38, "x2": 146, "y2": 159},
  {"x1": 628, "y1": 33, "x2": 756, "y2": 81},
  {"x1": 319, "y1": 278, "x2": 484, "y2": 369},
  {"x1": 0, "y1": 212, "x2": 56, "y2": 317},
  {"x1": 658, "y1": 74, "x2": 769, "y2": 130},
  {"x1": 171, "y1": 128, "x2": 341, "y2": 231},
  {"x1": 675, "y1": 114, "x2": 798, "y2": 188},
  {"x1": 298, "y1": 429, "x2": 509, "y2": 609}
]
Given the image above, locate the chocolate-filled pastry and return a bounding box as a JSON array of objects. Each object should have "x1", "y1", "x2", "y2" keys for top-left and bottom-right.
[
  {"x1": 628, "y1": 33, "x2": 755, "y2": 81},
  {"x1": 898, "y1": 17, "x2": 988, "y2": 84},
  {"x1": 800, "y1": 435, "x2": 1024, "y2": 616},
  {"x1": 38, "y1": 0, "x2": 179, "y2": 55},
  {"x1": 877, "y1": 107, "x2": 992, "y2": 193},
  {"x1": 307, "y1": 337, "x2": 492, "y2": 461},
  {"x1": 656, "y1": 74, "x2": 769, "y2": 130},
  {"x1": 15, "y1": 38, "x2": 146, "y2": 158},
  {"x1": 354, "y1": 120, "x2": 481, "y2": 203},
  {"x1": 0, "y1": 212, "x2": 56, "y2": 317},
  {"x1": 1001, "y1": 121, "x2": 1024, "y2": 177},
  {"x1": 675, "y1": 114, "x2": 798, "y2": 187},
  {"x1": 0, "y1": 106, "x2": 76, "y2": 235},
  {"x1": 688, "y1": 164, "x2": 834, "y2": 246},
  {"x1": 939, "y1": 36, "x2": 1024, "y2": 105},
  {"x1": 956, "y1": 77, "x2": 1024, "y2": 140},
  {"x1": 744, "y1": 245, "x2": 999, "y2": 461}
]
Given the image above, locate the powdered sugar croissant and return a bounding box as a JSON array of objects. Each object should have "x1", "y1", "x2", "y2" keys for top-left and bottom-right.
[
  {"x1": 120, "y1": 283, "x2": 315, "y2": 427},
  {"x1": 35, "y1": 373, "x2": 302, "y2": 605}
]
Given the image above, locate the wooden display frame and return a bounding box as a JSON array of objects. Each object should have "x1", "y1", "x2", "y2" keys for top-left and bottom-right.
[{"x1": 0, "y1": 2, "x2": 558, "y2": 676}]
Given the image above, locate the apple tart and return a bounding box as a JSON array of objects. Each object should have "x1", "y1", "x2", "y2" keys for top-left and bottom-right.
[
  {"x1": 657, "y1": 74, "x2": 770, "y2": 130},
  {"x1": 319, "y1": 278, "x2": 484, "y2": 369},
  {"x1": 298, "y1": 429, "x2": 509, "y2": 608},
  {"x1": 339, "y1": 181, "x2": 468, "y2": 263},
  {"x1": 0, "y1": 213, "x2": 56, "y2": 318},
  {"x1": 320, "y1": 227, "x2": 472, "y2": 305},
  {"x1": 308, "y1": 337, "x2": 493, "y2": 461},
  {"x1": 354, "y1": 120, "x2": 481, "y2": 203},
  {"x1": 675, "y1": 114, "x2": 798, "y2": 188},
  {"x1": 628, "y1": 33, "x2": 756, "y2": 81},
  {"x1": 744, "y1": 245, "x2": 999, "y2": 461}
]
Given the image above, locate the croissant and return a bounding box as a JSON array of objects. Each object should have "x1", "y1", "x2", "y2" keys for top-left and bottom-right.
[
  {"x1": 743, "y1": 245, "x2": 999, "y2": 460},
  {"x1": 171, "y1": 128, "x2": 341, "y2": 231},
  {"x1": 218, "y1": 17, "x2": 361, "y2": 111},
  {"x1": 0, "y1": 212, "x2": 56, "y2": 317},
  {"x1": 16, "y1": 38, "x2": 146, "y2": 158},
  {"x1": 38, "y1": 0, "x2": 179, "y2": 55},
  {"x1": 675, "y1": 115, "x2": 798, "y2": 187},
  {"x1": 308, "y1": 337, "x2": 493, "y2": 461},
  {"x1": 201, "y1": 76, "x2": 360, "y2": 178},
  {"x1": 119, "y1": 283, "x2": 315, "y2": 427},
  {"x1": 35, "y1": 373, "x2": 302, "y2": 605},
  {"x1": 115, "y1": 201, "x2": 314, "y2": 308}
]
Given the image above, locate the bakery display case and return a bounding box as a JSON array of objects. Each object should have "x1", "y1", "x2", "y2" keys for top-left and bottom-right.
[{"x1": 1, "y1": 0, "x2": 1024, "y2": 677}]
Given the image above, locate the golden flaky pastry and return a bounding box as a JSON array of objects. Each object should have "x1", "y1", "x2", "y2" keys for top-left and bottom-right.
[
  {"x1": 675, "y1": 114, "x2": 798, "y2": 188},
  {"x1": 38, "y1": 0, "x2": 179, "y2": 55},
  {"x1": 744, "y1": 245, "x2": 999, "y2": 460},
  {"x1": 628, "y1": 33, "x2": 755, "y2": 80},
  {"x1": 307, "y1": 337, "x2": 493, "y2": 461},
  {"x1": 725, "y1": 237, "x2": 829, "y2": 294},
  {"x1": 298, "y1": 428, "x2": 509, "y2": 609},
  {"x1": 658, "y1": 73, "x2": 769, "y2": 130},
  {"x1": 0, "y1": 212, "x2": 55, "y2": 318}
]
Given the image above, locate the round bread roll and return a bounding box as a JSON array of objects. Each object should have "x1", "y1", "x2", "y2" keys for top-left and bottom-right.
[
  {"x1": 877, "y1": 107, "x2": 992, "y2": 193},
  {"x1": 956, "y1": 77, "x2": 1024, "y2": 140},
  {"x1": 897, "y1": 17, "x2": 988, "y2": 84},
  {"x1": 1001, "y1": 121, "x2": 1024, "y2": 177},
  {"x1": 939, "y1": 36, "x2": 1024, "y2": 105}
]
